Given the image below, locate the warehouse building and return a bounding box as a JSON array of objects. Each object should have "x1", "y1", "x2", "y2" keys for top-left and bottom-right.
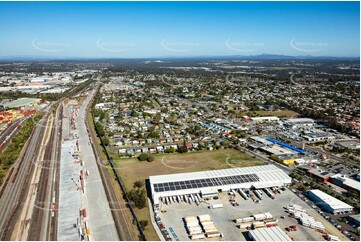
[
  {"x1": 149, "y1": 165, "x2": 292, "y2": 205},
  {"x1": 250, "y1": 116, "x2": 280, "y2": 122},
  {"x1": 266, "y1": 138, "x2": 305, "y2": 153},
  {"x1": 306, "y1": 189, "x2": 354, "y2": 214},
  {"x1": 284, "y1": 118, "x2": 315, "y2": 128},
  {"x1": 248, "y1": 226, "x2": 292, "y2": 241},
  {"x1": 330, "y1": 174, "x2": 360, "y2": 193},
  {"x1": 1, "y1": 97, "x2": 41, "y2": 109},
  {"x1": 334, "y1": 140, "x2": 360, "y2": 150}
]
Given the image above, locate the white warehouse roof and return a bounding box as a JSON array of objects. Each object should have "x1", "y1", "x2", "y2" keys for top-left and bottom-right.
[
  {"x1": 331, "y1": 174, "x2": 360, "y2": 191},
  {"x1": 248, "y1": 226, "x2": 292, "y2": 241},
  {"x1": 309, "y1": 189, "x2": 353, "y2": 211},
  {"x1": 250, "y1": 116, "x2": 280, "y2": 121},
  {"x1": 149, "y1": 165, "x2": 291, "y2": 204}
]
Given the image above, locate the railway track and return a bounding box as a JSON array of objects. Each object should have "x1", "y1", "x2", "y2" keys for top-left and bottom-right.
[
  {"x1": 0, "y1": 115, "x2": 48, "y2": 240},
  {"x1": 0, "y1": 82, "x2": 94, "y2": 240},
  {"x1": 26, "y1": 115, "x2": 56, "y2": 240}
]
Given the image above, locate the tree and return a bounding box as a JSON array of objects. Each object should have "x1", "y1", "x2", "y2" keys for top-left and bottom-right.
[
  {"x1": 102, "y1": 137, "x2": 109, "y2": 146},
  {"x1": 138, "y1": 153, "x2": 149, "y2": 161},
  {"x1": 178, "y1": 145, "x2": 188, "y2": 153},
  {"x1": 127, "y1": 188, "x2": 146, "y2": 209},
  {"x1": 140, "y1": 220, "x2": 149, "y2": 229},
  {"x1": 164, "y1": 147, "x2": 175, "y2": 153},
  {"x1": 134, "y1": 180, "x2": 145, "y2": 188},
  {"x1": 147, "y1": 155, "x2": 154, "y2": 162}
]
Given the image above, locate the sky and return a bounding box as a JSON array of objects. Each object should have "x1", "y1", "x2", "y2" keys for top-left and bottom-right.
[{"x1": 0, "y1": 1, "x2": 359, "y2": 58}]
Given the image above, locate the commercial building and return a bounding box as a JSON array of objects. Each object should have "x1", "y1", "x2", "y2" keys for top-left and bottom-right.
[
  {"x1": 331, "y1": 174, "x2": 360, "y2": 193},
  {"x1": 308, "y1": 169, "x2": 334, "y2": 183},
  {"x1": 284, "y1": 118, "x2": 315, "y2": 128},
  {"x1": 260, "y1": 146, "x2": 296, "y2": 156},
  {"x1": 270, "y1": 154, "x2": 296, "y2": 165},
  {"x1": 306, "y1": 189, "x2": 353, "y2": 214},
  {"x1": 248, "y1": 226, "x2": 292, "y2": 241},
  {"x1": 334, "y1": 140, "x2": 360, "y2": 150},
  {"x1": 149, "y1": 165, "x2": 292, "y2": 205},
  {"x1": 250, "y1": 116, "x2": 280, "y2": 122},
  {"x1": 266, "y1": 138, "x2": 305, "y2": 153},
  {"x1": 303, "y1": 131, "x2": 335, "y2": 142},
  {"x1": 249, "y1": 136, "x2": 273, "y2": 146},
  {"x1": 1, "y1": 97, "x2": 41, "y2": 109}
]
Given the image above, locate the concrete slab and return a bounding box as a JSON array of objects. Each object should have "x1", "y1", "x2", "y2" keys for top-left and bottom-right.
[{"x1": 58, "y1": 91, "x2": 119, "y2": 241}]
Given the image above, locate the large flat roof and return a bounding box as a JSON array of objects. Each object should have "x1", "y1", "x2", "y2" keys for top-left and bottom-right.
[
  {"x1": 150, "y1": 164, "x2": 289, "y2": 184},
  {"x1": 260, "y1": 145, "x2": 296, "y2": 156},
  {"x1": 2, "y1": 97, "x2": 41, "y2": 109},
  {"x1": 249, "y1": 226, "x2": 292, "y2": 241},
  {"x1": 331, "y1": 174, "x2": 360, "y2": 191},
  {"x1": 286, "y1": 118, "x2": 315, "y2": 124},
  {"x1": 309, "y1": 189, "x2": 353, "y2": 210},
  {"x1": 149, "y1": 165, "x2": 292, "y2": 195}
]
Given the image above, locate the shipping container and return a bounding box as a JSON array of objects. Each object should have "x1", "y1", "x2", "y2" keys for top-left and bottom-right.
[
  {"x1": 242, "y1": 217, "x2": 255, "y2": 223},
  {"x1": 238, "y1": 222, "x2": 253, "y2": 229},
  {"x1": 198, "y1": 215, "x2": 211, "y2": 221},
  {"x1": 203, "y1": 228, "x2": 218, "y2": 233},
  {"x1": 190, "y1": 234, "x2": 205, "y2": 240},
  {"x1": 264, "y1": 212, "x2": 273, "y2": 219},
  {"x1": 253, "y1": 214, "x2": 267, "y2": 221},
  {"x1": 206, "y1": 232, "x2": 221, "y2": 238}
]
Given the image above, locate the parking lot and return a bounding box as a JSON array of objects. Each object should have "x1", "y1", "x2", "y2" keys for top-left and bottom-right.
[{"x1": 156, "y1": 188, "x2": 344, "y2": 241}]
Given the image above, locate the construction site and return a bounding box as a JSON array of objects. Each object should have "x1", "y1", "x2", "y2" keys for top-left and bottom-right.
[{"x1": 57, "y1": 91, "x2": 119, "y2": 241}]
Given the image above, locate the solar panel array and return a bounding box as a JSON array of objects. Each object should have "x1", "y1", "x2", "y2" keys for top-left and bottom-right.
[{"x1": 153, "y1": 173, "x2": 259, "y2": 192}]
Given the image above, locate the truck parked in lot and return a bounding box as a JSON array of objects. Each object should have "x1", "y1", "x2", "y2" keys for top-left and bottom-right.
[{"x1": 209, "y1": 204, "x2": 223, "y2": 209}]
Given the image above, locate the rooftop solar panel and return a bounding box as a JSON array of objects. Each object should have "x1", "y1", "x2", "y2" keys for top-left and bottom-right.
[{"x1": 153, "y1": 173, "x2": 260, "y2": 192}]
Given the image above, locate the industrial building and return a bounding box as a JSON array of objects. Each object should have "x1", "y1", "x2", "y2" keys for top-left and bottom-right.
[
  {"x1": 302, "y1": 131, "x2": 335, "y2": 142},
  {"x1": 149, "y1": 165, "x2": 292, "y2": 205},
  {"x1": 284, "y1": 118, "x2": 315, "y2": 128},
  {"x1": 334, "y1": 140, "x2": 360, "y2": 150},
  {"x1": 1, "y1": 98, "x2": 42, "y2": 109},
  {"x1": 266, "y1": 138, "x2": 305, "y2": 153},
  {"x1": 250, "y1": 116, "x2": 280, "y2": 122},
  {"x1": 306, "y1": 189, "x2": 354, "y2": 214},
  {"x1": 331, "y1": 174, "x2": 360, "y2": 193},
  {"x1": 248, "y1": 226, "x2": 292, "y2": 241}
]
